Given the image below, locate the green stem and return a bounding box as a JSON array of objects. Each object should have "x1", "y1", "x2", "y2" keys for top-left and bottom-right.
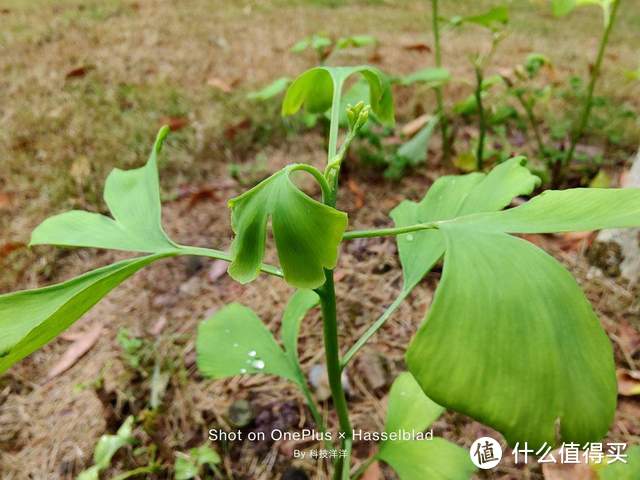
[
  {"x1": 341, "y1": 291, "x2": 407, "y2": 369},
  {"x1": 431, "y1": 0, "x2": 450, "y2": 163},
  {"x1": 564, "y1": 0, "x2": 620, "y2": 167},
  {"x1": 297, "y1": 374, "x2": 332, "y2": 449},
  {"x1": 343, "y1": 222, "x2": 438, "y2": 240},
  {"x1": 176, "y1": 245, "x2": 283, "y2": 278},
  {"x1": 316, "y1": 269, "x2": 352, "y2": 480},
  {"x1": 474, "y1": 64, "x2": 486, "y2": 170},
  {"x1": 514, "y1": 90, "x2": 547, "y2": 159},
  {"x1": 290, "y1": 163, "x2": 332, "y2": 202}
]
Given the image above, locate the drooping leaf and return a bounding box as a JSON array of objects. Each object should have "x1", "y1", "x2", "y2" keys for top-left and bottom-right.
[
  {"x1": 0, "y1": 253, "x2": 172, "y2": 374},
  {"x1": 400, "y1": 67, "x2": 451, "y2": 87},
  {"x1": 406, "y1": 224, "x2": 617, "y2": 448},
  {"x1": 196, "y1": 303, "x2": 300, "y2": 383},
  {"x1": 227, "y1": 165, "x2": 348, "y2": 288},
  {"x1": 377, "y1": 373, "x2": 476, "y2": 480},
  {"x1": 247, "y1": 77, "x2": 291, "y2": 101},
  {"x1": 31, "y1": 127, "x2": 177, "y2": 253},
  {"x1": 390, "y1": 157, "x2": 539, "y2": 293},
  {"x1": 282, "y1": 65, "x2": 394, "y2": 125},
  {"x1": 280, "y1": 289, "x2": 320, "y2": 364}
]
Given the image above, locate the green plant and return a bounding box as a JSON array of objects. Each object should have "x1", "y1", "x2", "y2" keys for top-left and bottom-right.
[
  {"x1": 2, "y1": 62, "x2": 640, "y2": 479},
  {"x1": 174, "y1": 444, "x2": 221, "y2": 480},
  {"x1": 552, "y1": 0, "x2": 622, "y2": 168},
  {"x1": 450, "y1": 6, "x2": 509, "y2": 170}
]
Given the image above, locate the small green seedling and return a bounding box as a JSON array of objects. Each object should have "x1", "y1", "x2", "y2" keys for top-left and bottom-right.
[
  {"x1": 551, "y1": 0, "x2": 622, "y2": 169},
  {"x1": 3, "y1": 60, "x2": 640, "y2": 479},
  {"x1": 174, "y1": 444, "x2": 221, "y2": 480},
  {"x1": 449, "y1": 5, "x2": 509, "y2": 170}
]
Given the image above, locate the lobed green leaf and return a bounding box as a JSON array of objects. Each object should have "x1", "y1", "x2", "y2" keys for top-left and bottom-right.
[
  {"x1": 390, "y1": 157, "x2": 540, "y2": 293},
  {"x1": 31, "y1": 127, "x2": 177, "y2": 253},
  {"x1": 282, "y1": 65, "x2": 394, "y2": 125}
]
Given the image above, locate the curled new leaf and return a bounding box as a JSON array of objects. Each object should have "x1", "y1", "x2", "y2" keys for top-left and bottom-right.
[
  {"x1": 228, "y1": 165, "x2": 348, "y2": 288},
  {"x1": 282, "y1": 65, "x2": 394, "y2": 125}
]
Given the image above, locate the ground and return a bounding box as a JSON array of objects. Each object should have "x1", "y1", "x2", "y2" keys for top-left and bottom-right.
[{"x1": 1, "y1": 0, "x2": 640, "y2": 479}]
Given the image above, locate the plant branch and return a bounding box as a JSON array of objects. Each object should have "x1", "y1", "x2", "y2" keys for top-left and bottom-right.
[
  {"x1": 316, "y1": 269, "x2": 352, "y2": 480},
  {"x1": 176, "y1": 246, "x2": 283, "y2": 278},
  {"x1": 431, "y1": 0, "x2": 450, "y2": 163},
  {"x1": 290, "y1": 163, "x2": 332, "y2": 202},
  {"x1": 563, "y1": 0, "x2": 620, "y2": 167},
  {"x1": 341, "y1": 291, "x2": 408, "y2": 369},
  {"x1": 513, "y1": 89, "x2": 547, "y2": 160},
  {"x1": 474, "y1": 64, "x2": 487, "y2": 170},
  {"x1": 342, "y1": 222, "x2": 438, "y2": 240}
]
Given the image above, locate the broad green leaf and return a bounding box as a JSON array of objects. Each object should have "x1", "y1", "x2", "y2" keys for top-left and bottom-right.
[
  {"x1": 227, "y1": 165, "x2": 348, "y2": 288},
  {"x1": 383, "y1": 372, "x2": 444, "y2": 434},
  {"x1": 247, "y1": 77, "x2": 291, "y2": 101},
  {"x1": 390, "y1": 157, "x2": 539, "y2": 292},
  {"x1": 451, "y1": 188, "x2": 640, "y2": 233},
  {"x1": 282, "y1": 65, "x2": 394, "y2": 125},
  {"x1": 400, "y1": 67, "x2": 451, "y2": 87},
  {"x1": 396, "y1": 116, "x2": 439, "y2": 167},
  {"x1": 406, "y1": 224, "x2": 617, "y2": 448},
  {"x1": 0, "y1": 253, "x2": 171, "y2": 374},
  {"x1": 377, "y1": 373, "x2": 476, "y2": 480},
  {"x1": 31, "y1": 127, "x2": 177, "y2": 253},
  {"x1": 280, "y1": 289, "x2": 319, "y2": 364},
  {"x1": 196, "y1": 303, "x2": 299, "y2": 383},
  {"x1": 452, "y1": 6, "x2": 509, "y2": 30},
  {"x1": 594, "y1": 445, "x2": 640, "y2": 479}
]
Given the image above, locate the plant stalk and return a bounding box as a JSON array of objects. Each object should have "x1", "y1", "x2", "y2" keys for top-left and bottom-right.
[
  {"x1": 563, "y1": 0, "x2": 620, "y2": 167},
  {"x1": 431, "y1": 0, "x2": 450, "y2": 163},
  {"x1": 316, "y1": 269, "x2": 352, "y2": 480},
  {"x1": 474, "y1": 64, "x2": 487, "y2": 170},
  {"x1": 514, "y1": 91, "x2": 547, "y2": 160},
  {"x1": 343, "y1": 222, "x2": 439, "y2": 240}
]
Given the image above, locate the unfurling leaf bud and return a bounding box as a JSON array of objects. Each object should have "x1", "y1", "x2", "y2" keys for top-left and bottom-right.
[{"x1": 346, "y1": 101, "x2": 370, "y2": 134}]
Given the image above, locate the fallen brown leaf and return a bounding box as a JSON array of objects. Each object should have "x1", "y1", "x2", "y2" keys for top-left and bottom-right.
[
  {"x1": 160, "y1": 116, "x2": 189, "y2": 131},
  {"x1": 542, "y1": 461, "x2": 596, "y2": 480},
  {"x1": 0, "y1": 192, "x2": 13, "y2": 210},
  {"x1": 403, "y1": 42, "x2": 431, "y2": 52},
  {"x1": 0, "y1": 242, "x2": 25, "y2": 258},
  {"x1": 617, "y1": 368, "x2": 640, "y2": 396},
  {"x1": 70, "y1": 156, "x2": 91, "y2": 185},
  {"x1": 557, "y1": 231, "x2": 595, "y2": 252},
  {"x1": 360, "y1": 460, "x2": 381, "y2": 480},
  {"x1": 207, "y1": 77, "x2": 235, "y2": 93},
  {"x1": 47, "y1": 324, "x2": 103, "y2": 379},
  {"x1": 149, "y1": 316, "x2": 168, "y2": 336},
  {"x1": 224, "y1": 118, "x2": 252, "y2": 140},
  {"x1": 401, "y1": 114, "x2": 431, "y2": 138},
  {"x1": 615, "y1": 319, "x2": 640, "y2": 358},
  {"x1": 207, "y1": 260, "x2": 228, "y2": 283},
  {"x1": 65, "y1": 65, "x2": 93, "y2": 79},
  {"x1": 347, "y1": 179, "x2": 365, "y2": 209}
]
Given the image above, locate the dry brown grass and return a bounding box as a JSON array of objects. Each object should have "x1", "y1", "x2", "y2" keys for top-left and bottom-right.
[{"x1": 1, "y1": 0, "x2": 640, "y2": 478}]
